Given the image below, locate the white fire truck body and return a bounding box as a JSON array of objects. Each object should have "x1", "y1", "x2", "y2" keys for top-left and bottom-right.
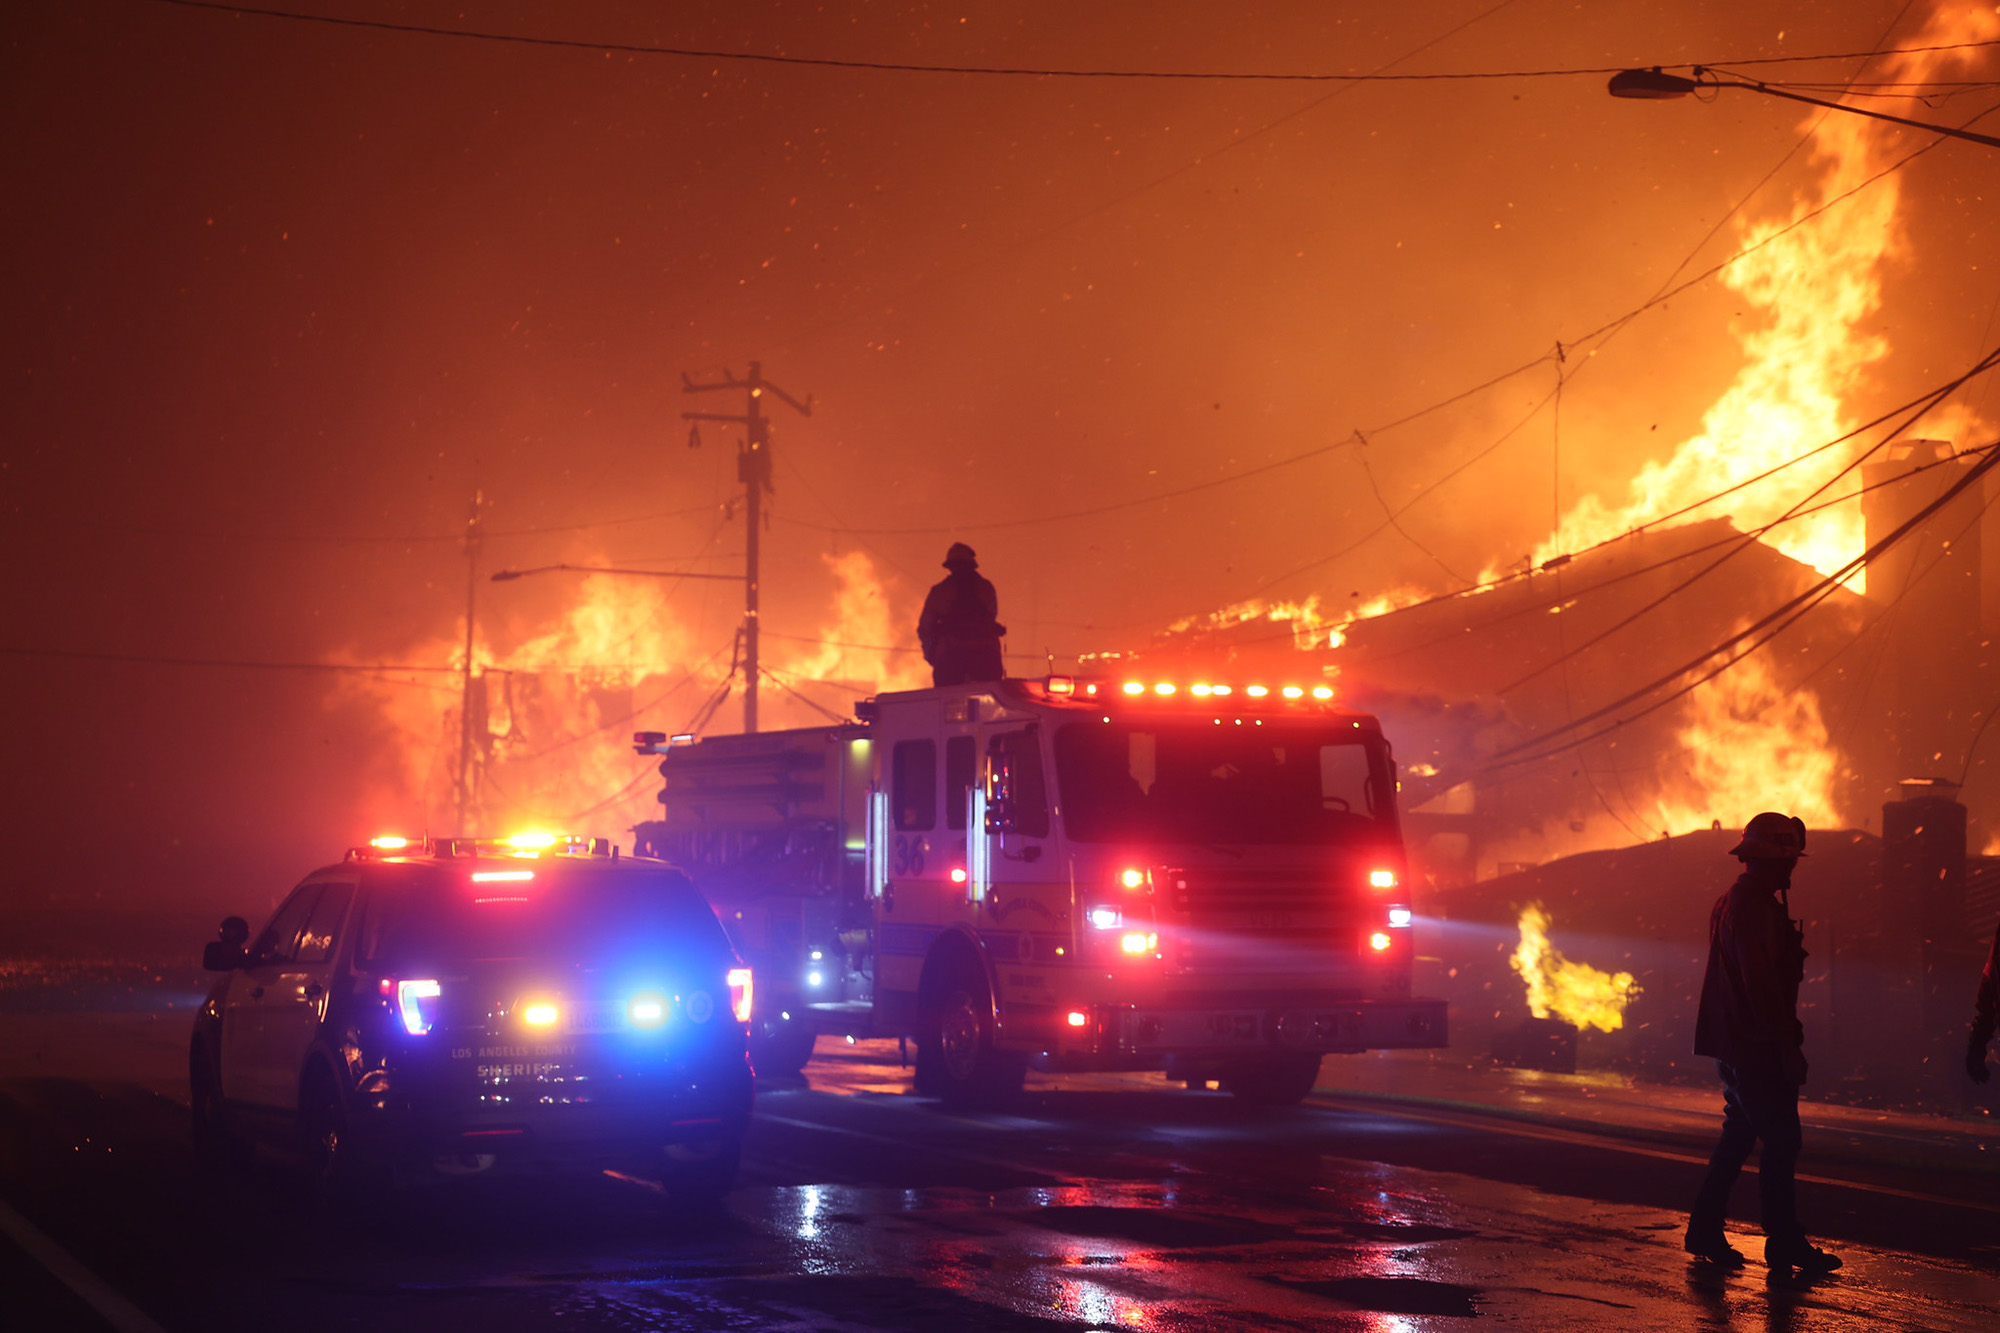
[{"x1": 633, "y1": 675, "x2": 1446, "y2": 1105}]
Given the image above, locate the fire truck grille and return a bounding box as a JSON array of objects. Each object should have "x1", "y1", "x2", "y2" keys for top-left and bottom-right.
[
  {"x1": 1166, "y1": 870, "x2": 1359, "y2": 958},
  {"x1": 1172, "y1": 872, "x2": 1332, "y2": 920}
]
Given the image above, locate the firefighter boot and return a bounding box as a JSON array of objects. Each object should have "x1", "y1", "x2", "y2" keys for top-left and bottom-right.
[
  {"x1": 1684, "y1": 1225, "x2": 1746, "y2": 1267},
  {"x1": 1765, "y1": 1235, "x2": 1841, "y2": 1275}
]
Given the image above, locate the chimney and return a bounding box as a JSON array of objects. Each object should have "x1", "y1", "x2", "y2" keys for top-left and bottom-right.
[
  {"x1": 1860, "y1": 439, "x2": 1985, "y2": 796},
  {"x1": 1880, "y1": 778, "x2": 1977, "y2": 1105}
]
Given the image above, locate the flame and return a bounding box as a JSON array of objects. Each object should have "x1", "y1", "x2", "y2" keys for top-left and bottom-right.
[
  {"x1": 1328, "y1": 587, "x2": 1430, "y2": 647},
  {"x1": 1509, "y1": 903, "x2": 1637, "y2": 1033},
  {"x1": 1652, "y1": 649, "x2": 1844, "y2": 834},
  {"x1": 333, "y1": 552, "x2": 921, "y2": 837},
  {"x1": 1169, "y1": 596, "x2": 1337, "y2": 650},
  {"x1": 1523, "y1": 1, "x2": 2000, "y2": 589},
  {"x1": 769, "y1": 551, "x2": 929, "y2": 695}
]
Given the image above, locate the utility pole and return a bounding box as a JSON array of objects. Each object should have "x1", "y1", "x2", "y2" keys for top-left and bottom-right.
[
  {"x1": 683, "y1": 361, "x2": 811, "y2": 733},
  {"x1": 455, "y1": 492, "x2": 482, "y2": 830}
]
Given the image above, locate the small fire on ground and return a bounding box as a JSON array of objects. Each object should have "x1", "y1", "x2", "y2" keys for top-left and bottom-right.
[{"x1": 1509, "y1": 903, "x2": 1637, "y2": 1034}]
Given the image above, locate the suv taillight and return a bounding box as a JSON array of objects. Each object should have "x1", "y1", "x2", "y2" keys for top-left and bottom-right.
[
  {"x1": 726, "y1": 968, "x2": 753, "y2": 1025},
  {"x1": 388, "y1": 978, "x2": 442, "y2": 1035}
]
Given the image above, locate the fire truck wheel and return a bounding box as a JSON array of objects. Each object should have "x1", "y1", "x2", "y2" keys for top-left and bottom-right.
[
  {"x1": 1221, "y1": 1054, "x2": 1323, "y2": 1107},
  {"x1": 917, "y1": 970, "x2": 1026, "y2": 1108},
  {"x1": 750, "y1": 1020, "x2": 817, "y2": 1078}
]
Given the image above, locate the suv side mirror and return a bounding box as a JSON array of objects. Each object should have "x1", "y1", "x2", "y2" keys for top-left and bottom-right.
[{"x1": 203, "y1": 916, "x2": 250, "y2": 971}]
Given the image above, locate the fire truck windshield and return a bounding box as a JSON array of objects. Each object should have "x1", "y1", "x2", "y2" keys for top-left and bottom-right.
[{"x1": 1053, "y1": 720, "x2": 1397, "y2": 845}]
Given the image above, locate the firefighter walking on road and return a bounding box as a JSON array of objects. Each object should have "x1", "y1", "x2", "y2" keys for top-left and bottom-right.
[
  {"x1": 918, "y1": 542, "x2": 1006, "y2": 687},
  {"x1": 1685, "y1": 812, "x2": 1842, "y2": 1276}
]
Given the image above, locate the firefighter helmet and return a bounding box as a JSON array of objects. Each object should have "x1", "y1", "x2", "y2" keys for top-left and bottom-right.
[
  {"x1": 1730, "y1": 811, "x2": 1807, "y2": 861},
  {"x1": 943, "y1": 542, "x2": 978, "y2": 569}
]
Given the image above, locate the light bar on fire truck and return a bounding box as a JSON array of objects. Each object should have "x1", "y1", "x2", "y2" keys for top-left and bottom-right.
[{"x1": 1026, "y1": 675, "x2": 1340, "y2": 708}]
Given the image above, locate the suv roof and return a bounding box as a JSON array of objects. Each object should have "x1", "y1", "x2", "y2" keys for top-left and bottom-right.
[{"x1": 341, "y1": 832, "x2": 630, "y2": 864}]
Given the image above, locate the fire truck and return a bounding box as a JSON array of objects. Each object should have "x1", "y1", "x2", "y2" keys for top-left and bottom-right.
[{"x1": 631, "y1": 673, "x2": 1446, "y2": 1106}]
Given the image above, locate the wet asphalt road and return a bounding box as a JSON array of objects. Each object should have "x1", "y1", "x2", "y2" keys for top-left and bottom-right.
[{"x1": 2, "y1": 1028, "x2": 1997, "y2": 1332}]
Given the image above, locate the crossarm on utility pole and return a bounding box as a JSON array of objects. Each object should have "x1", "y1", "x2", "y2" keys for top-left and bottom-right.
[{"x1": 681, "y1": 361, "x2": 811, "y2": 734}]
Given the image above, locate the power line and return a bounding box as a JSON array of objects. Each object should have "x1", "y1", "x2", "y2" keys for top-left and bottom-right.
[
  {"x1": 18, "y1": 502, "x2": 720, "y2": 547},
  {"x1": 1238, "y1": 100, "x2": 1993, "y2": 602},
  {"x1": 758, "y1": 667, "x2": 854, "y2": 723},
  {"x1": 147, "y1": 2, "x2": 2000, "y2": 83},
  {"x1": 0, "y1": 643, "x2": 752, "y2": 678},
  {"x1": 506, "y1": 642, "x2": 730, "y2": 764},
  {"x1": 1484, "y1": 431, "x2": 2000, "y2": 771},
  {"x1": 1492, "y1": 345, "x2": 2000, "y2": 698},
  {"x1": 0, "y1": 645, "x2": 462, "y2": 674},
  {"x1": 779, "y1": 92, "x2": 1972, "y2": 556},
  {"x1": 777, "y1": 435, "x2": 1359, "y2": 536},
  {"x1": 1327, "y1": 440, "x2": 2000, "y2": 668}
]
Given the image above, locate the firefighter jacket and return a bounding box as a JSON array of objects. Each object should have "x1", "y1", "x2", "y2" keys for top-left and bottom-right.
[
  {"x1": 1694, "y1": 872, "x2": 1809, "y2": 1082},
  {"x1": 917, "y1": 568, "x2": 1004, "y2": 666},
  {"x1": 1974, "y1": 920, "x2": 2000, "y2": 1050}
]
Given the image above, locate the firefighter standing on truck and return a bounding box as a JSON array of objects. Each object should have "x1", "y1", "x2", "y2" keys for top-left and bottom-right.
[{"x1": 918, "y1": 542, "x2": 1007, "y2": 686}]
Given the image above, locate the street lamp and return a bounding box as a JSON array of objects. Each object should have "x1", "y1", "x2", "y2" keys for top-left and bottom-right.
[{"x1": 1608, "y1": 67, "x2": 2000, "y2": 151}]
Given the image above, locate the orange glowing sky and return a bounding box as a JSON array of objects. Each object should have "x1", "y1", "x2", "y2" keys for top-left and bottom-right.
[{"x1": 5, "y1": 1, "x2": 1999, "y2": 908}]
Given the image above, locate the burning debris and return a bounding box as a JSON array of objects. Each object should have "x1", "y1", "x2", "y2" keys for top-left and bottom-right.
[{"x1": 1508, "y1": 903, "x2": 1638, "y2": 1035}]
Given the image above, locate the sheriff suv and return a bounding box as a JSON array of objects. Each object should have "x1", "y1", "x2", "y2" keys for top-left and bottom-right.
[{"x1": 189, "y1": 835, "x2": 754, "y2": 1203}]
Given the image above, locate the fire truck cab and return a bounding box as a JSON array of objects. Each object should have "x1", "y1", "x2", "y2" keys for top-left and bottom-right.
[{"x1": 635, "y1": 674, "x2": 1446, "y2": 1107}]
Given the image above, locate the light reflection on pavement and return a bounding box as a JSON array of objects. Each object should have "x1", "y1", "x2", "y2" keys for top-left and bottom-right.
[
  {"x1": 3, "y1": 1016, "x2": 1998, "y2": 1329},
  {"x1": 537, "y1": 1165, "x2": 2000, "y2": 1331}
]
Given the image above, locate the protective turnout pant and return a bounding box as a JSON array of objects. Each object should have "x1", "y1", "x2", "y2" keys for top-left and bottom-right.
[
  {"x1": 930, "y1": 640, "x2": 1004, "y2": 687},
  {"x1": 1689, "y1": 1060, "x2": 1803, "y2": 1240}
]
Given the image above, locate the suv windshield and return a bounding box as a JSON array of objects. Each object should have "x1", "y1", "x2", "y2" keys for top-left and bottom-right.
[
  {"x1": 1053, "y1": 719, "x2": 1397, "y2": 845},
  {"x1": 361, "y1": 865, "x2": 731, "y2": 965}
]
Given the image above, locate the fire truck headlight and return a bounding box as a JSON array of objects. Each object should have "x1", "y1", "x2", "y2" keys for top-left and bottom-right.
[
  {"x1": 807, "y1": 971, "x2": 824, "y2": 988},
  {"x1": 1066, "y1": 1010, "x2": 1089, "y2": 1028},
  {"x1": 1087, "y1": 906, "x2": 1122, "y2": 930},
  {"x1": 1118, "y1": 868, "x2": 1146, "y2": 890},
  {"x1": 1369, "y1": 932, "x2": 1393, "y2": 952},
  {"x1": 1368, "y1": 869, "x2": 1399, "y2": 890},
  {"x1": 1388, "y1": 908, "x2": 1413, "y2": 928},
  {"x1": 1119, "y1": 931, "x2": 1158, "y2": 956}
]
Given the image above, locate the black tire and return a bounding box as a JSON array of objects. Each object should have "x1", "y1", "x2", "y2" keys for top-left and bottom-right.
[
  {"x1": 916, "y1": 967, "x2": 1025, "y2": 1109},
  {"x1": 749, "y1": 1019, "x2": 817, "y2": 1079},
  {"x1": 1221, "y1": 1054, "x2": 1323, "y2": 1107},
  {"x1": 299, "y1": 1070, "x2": 377, "y2": 1206},
  {"x1": 190, "y1": 1048, "x2": 246, "y2": 1176},
  {"x1": 661, "y1": 1136, "x2": 741, "y2": 1210}
]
